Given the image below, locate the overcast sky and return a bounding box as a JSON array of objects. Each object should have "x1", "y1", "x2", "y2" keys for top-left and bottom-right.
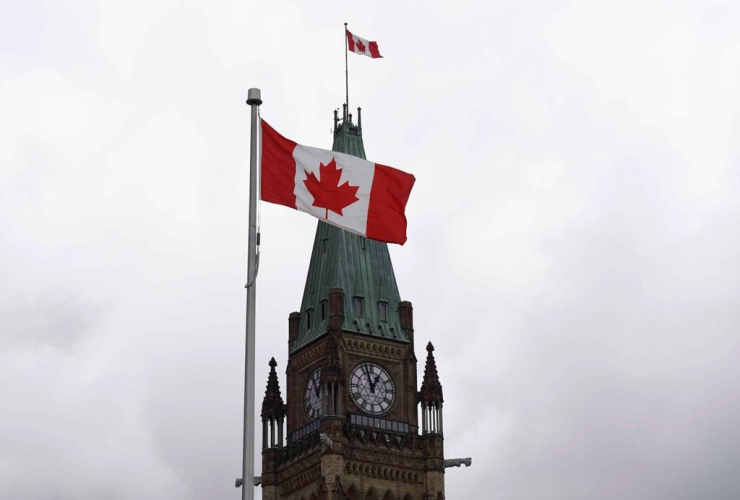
[{"x1": 2, "y1": 1, "x2": 740, "y2": 499}]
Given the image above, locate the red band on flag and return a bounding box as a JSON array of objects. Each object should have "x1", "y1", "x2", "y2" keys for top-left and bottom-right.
[
  {"x1": 346, "y1": 31, "x2": 355, "y2": 52},
  {"x1": 261, "y1": 120, "x2": 298, "y2": 209},
  {"x1": 366, "y1": 164, "x2": 415, "y2": 245},
  {"x1": 368, "y1": 41, "x2": 382, "y2": 58}
]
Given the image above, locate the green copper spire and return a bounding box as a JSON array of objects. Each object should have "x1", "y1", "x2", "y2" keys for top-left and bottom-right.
[{"x1": 291, "y1": 108, "x2": 408, "y2": 352}]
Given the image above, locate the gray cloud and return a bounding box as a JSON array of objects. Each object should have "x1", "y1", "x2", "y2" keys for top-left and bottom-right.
[
  {"x1": 2, "y1": 0, "x2": 740, "y2": 499},
  {"x1": 0, "y1": 294, "x2": 99, "y2": 350}
]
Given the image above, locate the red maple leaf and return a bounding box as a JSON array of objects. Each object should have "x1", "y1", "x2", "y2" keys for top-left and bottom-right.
[
  {"x1": 303, "y1": 158, "x2": 360, "y2": 219},
  {"x1": 355, "y1": 39, "x2": 366, "y2": 53}
]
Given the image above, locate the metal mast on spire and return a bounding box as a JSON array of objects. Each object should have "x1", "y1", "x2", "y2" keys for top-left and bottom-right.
[{"x1": 344, "y1": 22, "x2": 349, "y2": 119}]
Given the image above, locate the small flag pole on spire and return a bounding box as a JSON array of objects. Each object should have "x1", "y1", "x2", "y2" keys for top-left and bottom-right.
[{"x1": 344, "y1": 22, "x2": 349, "y2": 120}]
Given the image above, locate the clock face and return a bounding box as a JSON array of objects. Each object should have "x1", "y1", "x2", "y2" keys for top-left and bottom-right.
[
  {"x1": 349, "y1": 362, "x2": 396, "y2": 415},
  {"x1": 304, "y1": 367, "x2": 322, "y2": 420}
]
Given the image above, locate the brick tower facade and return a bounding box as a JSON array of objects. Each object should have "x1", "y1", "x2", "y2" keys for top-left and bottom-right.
[{"x1": 259, "y1": 108, "x2": 446, "y2": 500}]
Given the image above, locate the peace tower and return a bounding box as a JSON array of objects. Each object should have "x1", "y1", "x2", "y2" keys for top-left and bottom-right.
[{"x1": 258, "y1": 107, "x2": 459, "y2": 500}]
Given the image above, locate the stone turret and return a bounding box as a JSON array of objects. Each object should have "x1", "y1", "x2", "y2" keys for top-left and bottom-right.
[
  {"x1": 260, "y1": 358, "x2": 285, "y2": 500},
  {"x1": 420, "y1": 342, "x2": 443, "y2": 434},
  {"x1": 420, "y1": 342, "x2": 443, "y2": 405},
  {"x1": 420, "y1": 342, "x2": 445, "y2": 499},
  {"x1": 261, "y1": 357, "x2": 285, "y2": 449}
]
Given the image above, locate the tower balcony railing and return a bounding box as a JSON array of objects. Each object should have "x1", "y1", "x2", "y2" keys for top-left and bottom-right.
[
  {"x1": 287, "y1": 418, "x2": 321, "y2": 444},
  {"x1": 347, "y1": 412, "x2": 410, "y2": 433},
  {"x1": 344, "y1": 413, "x2": 413, "y2": 450},
  {"x1": 287, "y1": 412, "x2": 413, "y2": 448}
]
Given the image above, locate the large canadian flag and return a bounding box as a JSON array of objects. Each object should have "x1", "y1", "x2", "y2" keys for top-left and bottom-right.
[
  {"x1": 346, "y1": 30, "x2": 382, "y2": 59},
  {"x1": 261, "y1": 120, "x2": 415, "y2": 245}
]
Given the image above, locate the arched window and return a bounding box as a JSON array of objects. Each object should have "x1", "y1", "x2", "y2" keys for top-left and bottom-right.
[{"x1": 346, "y1": 484, "x2": 359, "y2": 500}]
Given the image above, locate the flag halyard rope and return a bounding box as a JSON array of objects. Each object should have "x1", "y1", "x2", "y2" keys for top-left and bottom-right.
[{"x1": 246, "y1": 109, "x2": 262, "y2": 290}]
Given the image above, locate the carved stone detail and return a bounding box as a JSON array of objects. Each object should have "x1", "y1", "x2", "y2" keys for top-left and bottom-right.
[
  {"x1": 345, "y1": 338, "x2": 405, "y2": 359},
  {"x1": 278, "y1": 449, "x2": 321, "y2": 481},
  {"x1": 319, "y1": 433, "x2": 334, "y2": 450},
  {"x1": 345, "y1": 447, "x2": 425, "y2": 470},
  {"x1": 292, "y1": 342, "x2": 328, "y2": 371},
  {"x1": 443, "y1": 457, "x2": 472, "y2": 468},
  {"x1": 332, "y1": 475, "x2": 345, "y2": 497},
  {"x1": 344, "y1": 460, "x2": 423, "y2": 483},
  {"x1": 317, "y1": 475, "x2": 329, "y2": 500},
  {"x1": 278, "y1": 464, "x2": 321, "y2": 496}
]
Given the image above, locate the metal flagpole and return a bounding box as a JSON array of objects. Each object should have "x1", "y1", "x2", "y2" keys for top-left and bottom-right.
[
  {"x1": 242, "y1": 87, "x2": 262, "y2": 500},
  {"x1": 344, "y1": 22, "x2": 349, "y2": 115}
]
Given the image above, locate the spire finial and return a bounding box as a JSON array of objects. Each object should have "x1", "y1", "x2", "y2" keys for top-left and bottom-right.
[
  {"x1": 420, "y1": 341, "x2": 443, "y2": 404},
  {"x1": 261, "y1": 357, "x2": 285, "y2": 419}
]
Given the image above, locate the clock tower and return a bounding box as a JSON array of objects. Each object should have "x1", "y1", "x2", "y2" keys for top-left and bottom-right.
[{"x1": 258, "y1": 107, "x2": 447, "y2": 500}]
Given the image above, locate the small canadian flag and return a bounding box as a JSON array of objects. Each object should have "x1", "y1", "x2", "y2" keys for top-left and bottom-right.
[
  {"x1": 346, "y1": 30, "x2": 382, "y2": 59},
  {"x1": 261, "y1": 120, "x2": 414, "y2": 244}
]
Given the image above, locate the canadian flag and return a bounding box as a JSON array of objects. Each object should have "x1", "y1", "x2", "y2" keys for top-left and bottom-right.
[
  {"x1": 261, "y1": 120, "x2": 414, "y2": 245},
  {"x1": 346, "y1": 30, "x2": 382, "y2": 59}
]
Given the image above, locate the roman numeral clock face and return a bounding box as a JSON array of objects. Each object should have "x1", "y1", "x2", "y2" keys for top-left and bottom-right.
[
  {"x1": 350, "y1": 362, "x2": 396, "y2": 415},
  {"x1": 304, "y1": 367, "x2": 322, "y2": 420}
]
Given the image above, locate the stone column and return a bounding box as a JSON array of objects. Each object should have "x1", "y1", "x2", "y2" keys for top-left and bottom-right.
[
  {"x1": 261, "y1": 448, "x2": 282, "y2": 500},
  {"x1": 422, "y1": 433, "x2": 445, "y2": 499},
  {"x1": 321, "y1": 454, "x2": 345, "y2": 500}
]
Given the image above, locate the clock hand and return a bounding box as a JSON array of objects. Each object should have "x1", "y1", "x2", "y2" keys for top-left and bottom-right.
[{"x1": 364, "y1": 366, "x2": 376, "y2": 393}]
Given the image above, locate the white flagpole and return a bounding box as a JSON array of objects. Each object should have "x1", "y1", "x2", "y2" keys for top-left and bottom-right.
[{"x1": 242, "y1": 87, "x2": 261, "y2": 500}]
